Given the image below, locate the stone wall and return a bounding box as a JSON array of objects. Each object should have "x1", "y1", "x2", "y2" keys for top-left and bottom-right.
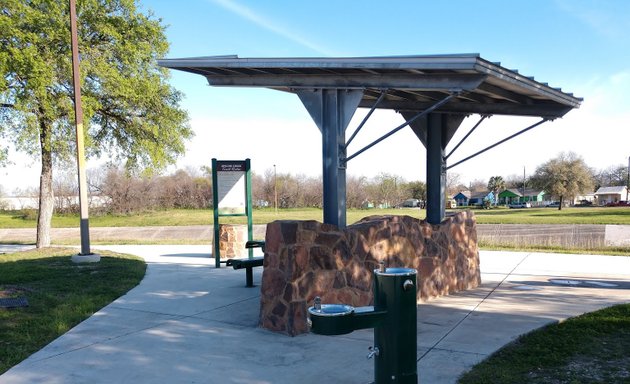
[
  {"x1": 218, "y1": 224, "x2": 247, "y2": 259},
  {"x1": 259, "y1": 211, "x2": 480, "y2": 336}
]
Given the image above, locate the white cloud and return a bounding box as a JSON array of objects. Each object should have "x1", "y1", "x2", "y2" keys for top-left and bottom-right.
[
  {"x1": 208, "y1": 0, "x2": 336, "y2": 56},
  {"x1": 582, "y1": 70, "x2": 630, "y2": 116},
  {"x1": 555, "y1": 0, "x2": 630, "y2": 39}
]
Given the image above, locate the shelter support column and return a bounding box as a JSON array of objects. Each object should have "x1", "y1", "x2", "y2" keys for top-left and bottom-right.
[
  {"x1": 406, "y1": 112, "x2": 465, "y2": 225},
  {"x1": 426, "y1": 114, "x2": 447, "y2": 224},
  {"x1": 297, "y1": 89, "x2": 363, "y2": 228}
]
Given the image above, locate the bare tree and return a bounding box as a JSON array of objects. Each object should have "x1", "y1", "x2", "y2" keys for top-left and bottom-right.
[
  {"x1": 0, "y1": 185, "x2": 8, "y2": 210},
  {"x1": 251, "y1": 172, "x2": 266, "y2": 206},
  {"x1": 504, "y1": 174, "x2": 526, "y2": 192},
  {"x1": 53, "y1": 169, "x2": 79, "y2": 213},
  {"x1": 99, "y1": 166, "x2": 145, "y2": 214},
  {"x1": 259, "y1": 168, "x2": 277, "y2": 208},
  {"x1": 468, "y1": 178, "x2": 487, "y2": 192},
  {"x1": 446, "y1": 172, "x2": 462, "y2": 196},
  {"x1": 347, "y1": 175, "x2": 369, "y2": 209},
  {"x1": 594, "y1": 164, "x2": 628, "y2": 189},
  {"x1": 301, "y1": 176, "x2": 323, "y2": 208}
]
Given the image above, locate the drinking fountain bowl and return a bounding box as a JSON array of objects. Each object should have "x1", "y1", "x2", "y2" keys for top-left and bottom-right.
[{"x1": 308, "y1": 303, "x2": 356, "y2": 335}]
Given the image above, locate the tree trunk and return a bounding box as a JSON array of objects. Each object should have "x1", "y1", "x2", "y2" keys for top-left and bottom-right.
[
  {"x1": 558, "y1": 195, "x2": 563, "y2": 211},
  {"x1": 36, "y1": 119, "x2": 54, "y2": 248}
]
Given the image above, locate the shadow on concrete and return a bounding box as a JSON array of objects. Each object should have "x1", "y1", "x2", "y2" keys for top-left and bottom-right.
[{"x1": 510, "y1": 278, "x2": 630, "y2": 290}]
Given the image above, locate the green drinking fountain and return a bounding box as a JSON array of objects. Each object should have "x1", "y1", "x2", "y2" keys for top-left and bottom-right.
[{"x1": 308, "y1": 262, "x2": 418, "y2": 383}]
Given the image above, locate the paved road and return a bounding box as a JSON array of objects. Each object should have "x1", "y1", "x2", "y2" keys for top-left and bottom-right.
[{"x1": 0, "y1": 224, "x2": 611, "y2": 246}]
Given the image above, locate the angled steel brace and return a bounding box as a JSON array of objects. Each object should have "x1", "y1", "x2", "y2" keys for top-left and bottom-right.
[
  {"x1": 296, "y1": 89, "x2": 364, "y2": 228},
  {"x1": 445, "y1": 115, "x2": 488, "y2": 160},
  {"x1": 345, "y1": 90, "x2": 387, "y2": 149},
  {"x1": 343, "y1": 92, "x2": 458, "y2": 164},
  {"x1": 446, "y1": 118, "x2": 549, "y2": 170}
]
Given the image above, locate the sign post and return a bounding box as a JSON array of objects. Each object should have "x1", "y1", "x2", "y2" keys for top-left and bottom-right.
[{"x1": 212, "y1": 159, "x2": 253, "y2": 268}]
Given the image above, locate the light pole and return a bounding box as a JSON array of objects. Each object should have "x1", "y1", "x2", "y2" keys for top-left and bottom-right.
[
  {"x1": 274, "y1": 164, "x2": 278, "y2": 214},
  {"x1": 69, "y1": 0, "x2": 98, "y2": 262}
]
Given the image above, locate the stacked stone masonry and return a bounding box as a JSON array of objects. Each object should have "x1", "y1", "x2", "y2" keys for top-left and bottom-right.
[
  {"x1": 218, "y1": 224, "x2": 247, "y2": 259},
  {"x1": 259, "y1": 212, "x2": 481, "y2": 336}
]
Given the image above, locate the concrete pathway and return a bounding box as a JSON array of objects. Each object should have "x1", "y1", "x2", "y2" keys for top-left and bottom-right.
[
  {"x1": 0, "y1": 244, "x2": 35, "y2": 254},
  {"x1": 1, "y1": 247, "x2": 629, "y2": 384}
]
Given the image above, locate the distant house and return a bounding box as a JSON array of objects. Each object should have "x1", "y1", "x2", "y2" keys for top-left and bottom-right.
[
  {"x1": 498, "y1": 189, "x2": 520, "y2": 205},
  {"x1": 468, "y1": 191, "x2": 495, "y2": 206},
  {"x1": 498, "y1": 188, "x2": 546, "y2": 206},
  {"x1": 453, "y1": 190, "x2": 471, "y2": 206},
  {"x1": 454, "y1": 190, "x2": 495, "y2": 207},
  {"x1": 595, "y1": 186, "x2": 629, "y2": 205}
]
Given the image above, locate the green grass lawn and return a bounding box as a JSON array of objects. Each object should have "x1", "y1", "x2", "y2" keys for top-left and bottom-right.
[
  {"x1": 1, "y1": 206, "x2": 630, "y2": 228},
  {"x1": 458, "y1": 303, "x2": 630, "y2": 384},
  {"x1": 0, "y1": 248, "x2": 146, "y2": 374},
  {"x1": 464, "y1": 206, "x2": 630, "y2": 224}
]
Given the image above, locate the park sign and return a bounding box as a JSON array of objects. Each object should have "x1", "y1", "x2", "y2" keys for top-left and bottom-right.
[
  {"x1": 211, "y1": 159, "x2": 253, "y2": 267},
  {"x1": 215, "y1": 160, "x2": 247, "y2": 214}
]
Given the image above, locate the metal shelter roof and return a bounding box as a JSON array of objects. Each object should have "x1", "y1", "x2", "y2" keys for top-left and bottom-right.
[
  {"x1": 158, "y1": 54, "x2": 582, "y2": 119},
  {"x1": 158, "y1": 54, "x2": 581, "y2": 227}
]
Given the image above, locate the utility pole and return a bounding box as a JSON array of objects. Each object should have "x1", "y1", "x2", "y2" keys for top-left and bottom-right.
[
  {"x1": 522, "y1": 166, "x2": 526, "y2": 202},
  {"x1": 70, "y1": 0, "x2": 98, "y2": 262}
]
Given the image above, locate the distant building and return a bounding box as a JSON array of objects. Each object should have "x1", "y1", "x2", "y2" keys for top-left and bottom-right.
[
  {"x1": 498, "y1": 188, "x2": 546, "y2": 206},
  {"x1": 453, "y1": 190, "x2": 494, "y2": 206},
  {"x1": 453, "y1": 190, "x2": 471, "y2": 206},
  {"x1": 595, "y1": 186, "x2": 629, "y2": 205},
  {"x1": 468, "y1": 191, "x2": 495, "y2": 206}
]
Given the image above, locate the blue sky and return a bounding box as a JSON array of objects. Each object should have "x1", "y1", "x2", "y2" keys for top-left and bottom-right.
[{"x1": 2, "y1": 0, "x2": 629, "y2": 192}]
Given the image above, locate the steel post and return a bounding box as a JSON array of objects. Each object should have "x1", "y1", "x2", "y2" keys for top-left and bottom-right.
[
  {"x1": 297, "y1": 89, "x2": 363, "y2": 228},
  {"x1": 426, "y1": 114, "x2": 446, "y2": 224}
]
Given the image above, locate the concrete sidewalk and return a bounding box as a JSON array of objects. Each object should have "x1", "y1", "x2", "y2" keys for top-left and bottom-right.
[{"x1": 1, "y1": 246, "x2": 629, "y2": 384}]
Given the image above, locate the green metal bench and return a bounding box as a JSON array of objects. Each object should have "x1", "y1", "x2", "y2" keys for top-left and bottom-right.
[{"x1": 226, "y1": 241, "x2": 265, "y2": 287}]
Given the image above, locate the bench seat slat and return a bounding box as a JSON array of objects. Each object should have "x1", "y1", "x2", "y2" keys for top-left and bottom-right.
[
  {"x1": 226, "y1": 256, "x2": 264, "y2": 269},
  {"x1": 226, "y1": 256, "x2": 264, "y2": 287}
]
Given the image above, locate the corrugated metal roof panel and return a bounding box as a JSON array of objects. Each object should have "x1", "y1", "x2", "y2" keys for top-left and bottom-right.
[{"x1": 158, "y1": 54, "x2": 582, "y2": 118}]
